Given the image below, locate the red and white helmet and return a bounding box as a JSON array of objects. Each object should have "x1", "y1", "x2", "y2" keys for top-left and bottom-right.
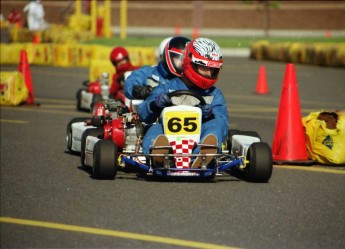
[
  {"x1": 109, "y1": 46, "x2": 131, "y2": 74},
  {"x1": 162, "y1": 36, "x2": 191, "y2": 77},
  {"x1": 182, "y1": 38, "x2": 223, "y2": 89}
]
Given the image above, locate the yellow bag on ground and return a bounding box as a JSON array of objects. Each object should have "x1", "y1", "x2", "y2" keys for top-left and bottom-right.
[
  {"x1": 0, "y1": 72, "x2": 28, "y2": 106},
  {"x1": 302, "y1": 111, "x2": 345, "y2": 165}
]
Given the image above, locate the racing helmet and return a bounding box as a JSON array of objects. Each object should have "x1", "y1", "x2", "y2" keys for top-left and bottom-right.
[
  {"x1": 162, "y1": 36, "x2": 191, "y2": 77},
  {"x1": 109, "y1": 46, "x2": 131, "y2": 73},
  {"x1": 182, "y1": 38, "x2": 223, "y2": 89},
  {"x1": 155, "y1": 37, "x2": 172, "y2": 62}
]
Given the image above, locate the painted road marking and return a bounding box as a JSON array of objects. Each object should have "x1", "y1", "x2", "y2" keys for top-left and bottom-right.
[
  {"x1": 0, "y1": 217, "x2": 241, "y2": 249},
  {"x1": 274, "y1": 165, "x2": 345, "y2": 175},
  {"x1": 35, "y1": 98, "x2": 75, "y2": 104},
  {"x1": 0, "y1": 119, "x2": 28, "y2": 124},
  {"x1": 1, "y1": 106, "x2": 81, "y2": 116}
]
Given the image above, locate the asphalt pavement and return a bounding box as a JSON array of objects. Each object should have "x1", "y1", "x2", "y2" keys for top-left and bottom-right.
[{"x1": 1, "y1": 58, "x2": 345, "y2": 249}]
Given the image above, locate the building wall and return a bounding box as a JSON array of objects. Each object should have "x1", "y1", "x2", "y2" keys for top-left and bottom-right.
[{"x1": 1, "y1": 1, "x2": 344, "y2": 30}]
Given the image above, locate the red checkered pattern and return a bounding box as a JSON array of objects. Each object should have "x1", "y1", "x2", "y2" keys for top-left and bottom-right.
[{"x1": 170, "y1": 139, "x2": 195, "y2": 168}]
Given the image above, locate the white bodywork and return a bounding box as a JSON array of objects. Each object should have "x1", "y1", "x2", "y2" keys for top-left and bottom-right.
[
  {"x1": 84, "y1": 136, "x2": 101, "y2": 167},
  {"x1": 79, "y1": 90, "x2": 94, "y2": 110},
  {"x1": 231, "y1": 135, "x2": 260, "y2": 157},
  {"x1": 70, "y1": 122, "x2": 90, "y2": 152}
]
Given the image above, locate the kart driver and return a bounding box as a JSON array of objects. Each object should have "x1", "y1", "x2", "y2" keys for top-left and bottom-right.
[
  {"x1": 138, "y1": 38, "x2": 229, "y2": 168},
  {"x1": 109, "y1": 46, "x2": 139, "y2": 101},
  {"x1": 155, "y1": 36, "x2": 173, "y2": 63},
  {"x1": 124, "y1": 36, "x2": 191, "y2": 100}
]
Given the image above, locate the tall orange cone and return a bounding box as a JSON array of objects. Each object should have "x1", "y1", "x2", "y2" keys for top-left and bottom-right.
[
  {"x1": 192, "y1": 27, "x2": 199, "y2": 39},
  {"x1": 256, "y1": 65, "x2": 269, "y2": 94},
  {"x1": 18, "y1": 49, "x2": 35, "y2": 105},
  {"x1": 272, "y1": 64, "x2": 312, "y2": 164},
  {"x1": 175, "y1": 25, "x2": 181, "y2": 35},
  {"x1": 33, "y1": 33, "x2": 40, "y2": 44}
]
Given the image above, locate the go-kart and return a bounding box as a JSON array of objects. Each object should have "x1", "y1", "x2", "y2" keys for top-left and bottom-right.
[
  {"x1": 80, "y1": 90, "x2": 273, "y2": 182},
  {"x1": 66, "y1": 98, "x2": 128, "y2": 154},
  {"x1": 76, "y1": 72, "x2": 112, "y2": 112},
  {"x1": 67, "y1": 72, "x2": 132, "y2": 154}
]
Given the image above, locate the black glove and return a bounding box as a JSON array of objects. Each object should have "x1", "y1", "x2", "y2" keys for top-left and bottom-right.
[
  {"x1": 116, "y1": 74, "x2": 125, "y2": 86},
  {"x1": 150, "y1": 92, "x2": 172, "y2": 112},
  {"x1": 132, "y1": 85, "x2": 153, "y2": 99}
]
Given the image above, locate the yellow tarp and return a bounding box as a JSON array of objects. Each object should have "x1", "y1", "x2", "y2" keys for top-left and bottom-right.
[
  {"x1": 0, "y1": 71, "x2": 28, "y2": 106},
  {"x1": 302, "y1": 111, "x2": 345, "y2": 165}
]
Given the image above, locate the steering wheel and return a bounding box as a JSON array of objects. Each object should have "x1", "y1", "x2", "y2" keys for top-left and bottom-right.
[{"x1": 168, "y1": 90, "x2": 206, "y2": 106}]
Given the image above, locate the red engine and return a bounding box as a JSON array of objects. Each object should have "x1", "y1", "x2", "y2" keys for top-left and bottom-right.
[{"x1": 104, "y1": 117, "x2": 125, "y2": 149}]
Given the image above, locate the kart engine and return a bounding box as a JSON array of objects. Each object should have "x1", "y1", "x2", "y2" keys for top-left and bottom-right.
[{"x1": 122, "y1": 112, "x2": 143, "y2": 153}]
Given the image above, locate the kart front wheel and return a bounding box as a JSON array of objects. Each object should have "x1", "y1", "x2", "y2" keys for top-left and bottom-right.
[
  {"x1": 93, "y1": 140, "x2": 118, "y2": 180},
  {"x1": 245, "y1": 142, "x2": 273, "y2": 183}
]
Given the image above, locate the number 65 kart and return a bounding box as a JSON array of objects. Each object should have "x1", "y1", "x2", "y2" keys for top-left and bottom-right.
[{"x1": 79, "y1": 90, "x2": 273, "y2": 182}]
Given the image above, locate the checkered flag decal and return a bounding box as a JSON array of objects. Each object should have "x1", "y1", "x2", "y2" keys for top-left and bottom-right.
[{"x1": 170, "y1": 138, "x2": 196, "y2": 168}]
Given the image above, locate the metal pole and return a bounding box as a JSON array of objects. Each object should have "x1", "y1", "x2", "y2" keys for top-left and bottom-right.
[
  {"x1": 120, "y1": 0, "x2": 127, "y2": 40},
  {"x1": 75, "y1": 0, "x2": 81, "y2": 16},
  {"x1": 91, "y1": 0, "x2": 97, "y2": 36},
  {"x1": 104, "y1": 0, "x2": 111, "y2": 38}
]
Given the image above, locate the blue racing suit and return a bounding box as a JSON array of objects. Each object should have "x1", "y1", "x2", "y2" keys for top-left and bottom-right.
[
  {"x1": 138, "y1": 77, "x2": 229, "y2": 154},
  {"x1": 124, "y1": 62, "x2": 173, "y2": 99}
]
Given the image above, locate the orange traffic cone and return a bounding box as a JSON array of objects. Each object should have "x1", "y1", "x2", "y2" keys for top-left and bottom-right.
[
  {"x1": 18, "y1": 49, "x2": 35, "y2": 105},
  {"x1": 33, "y1": 32, "x2": 40, "y2": 44},
  {"x1": 272, "y1": 64, "x2": 312, "y2": 164},
  {"x1": 255, "y1": 65, "x2": 269, "y2": 94},
  {"x1": 192, "y1": 27, "x2": 199, "y2": 39},
  {"x1": 175, "y1": 25, "x2": 181, "y2": 35}
]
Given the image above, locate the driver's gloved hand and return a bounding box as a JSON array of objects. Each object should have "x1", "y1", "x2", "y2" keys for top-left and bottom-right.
[
  {"x1": 150, "y1": 92, "x2": 172, "y2": 111},
  {"x1": 200, "y1": 104, "x2": 214, "y2": 120},
  {"x1": 132, "y1": 85, "x2": 152, "y2": 99}
]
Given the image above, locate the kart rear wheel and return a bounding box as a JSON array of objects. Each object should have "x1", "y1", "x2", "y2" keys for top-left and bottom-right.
[
  {"x1": 66, "y1": 117, "x2": 88, "y2": 153},
  {"x1": 244, "y1": 142, "x2": 272, "y2": 183},
  {"x1": 80, "y1": 128, "x2": 103, "y2": 166},
  {"x1": 76, "y1": 89, "x2": 86, "y2": 111},
  {"x1": 93, "y1": 140, "x2": 118, "y2": 180}
]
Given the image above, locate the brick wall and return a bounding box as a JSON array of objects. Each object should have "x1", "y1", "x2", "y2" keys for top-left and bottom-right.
[{"x1": 1, "y1": 1, "x2": 345, "y2": 30}]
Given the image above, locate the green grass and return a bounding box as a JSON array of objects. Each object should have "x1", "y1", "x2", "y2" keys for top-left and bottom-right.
[{"x1": 82, "y1": 36, "x2": 345, "y2": 48}]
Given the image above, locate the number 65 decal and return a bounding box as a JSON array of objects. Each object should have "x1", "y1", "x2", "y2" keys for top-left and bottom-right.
[{"x1": 164, "y1": 112, "x2": 201, "y2": 135}]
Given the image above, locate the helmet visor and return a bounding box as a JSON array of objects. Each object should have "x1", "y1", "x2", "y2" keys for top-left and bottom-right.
[
  {"x1": 169, "y1": 49, "x2": 184, "y2": 73},
  {"x1": 193, "y1": 64, "x2": 220, "y2": 79}
]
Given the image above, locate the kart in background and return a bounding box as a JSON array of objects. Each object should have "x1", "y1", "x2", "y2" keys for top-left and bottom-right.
[
  {"x1": 78, "y1": 90, "x2": 273, "y2": 182},
  {"x1": 76, "y1": 72, "x2": 112, "y2": 112}
]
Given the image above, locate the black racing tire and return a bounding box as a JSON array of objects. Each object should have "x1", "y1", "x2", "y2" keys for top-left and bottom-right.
[
  {"x1": 80, "y1": 128, "x2": 103, "y2": 167},
  {"x1": 244, "y1": 142, "x2": 273, "y2": 183},
  {"x1": 93, "y1": 140, "x2": 118, "y2": 180},
  {"x1": 229, "y1": 130, "x2": 261, "y2": 153},
  {"x1": 66, "y1": 117, "x2": 88, "y2": 153},
  {"x1": 76, "y1": 89, "x2": 86, "y2": 111}
]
